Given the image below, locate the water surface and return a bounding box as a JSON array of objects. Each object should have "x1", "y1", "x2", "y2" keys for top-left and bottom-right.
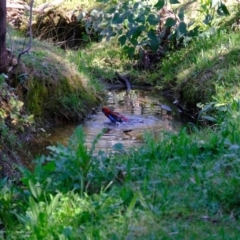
[{"x1": 30, "y1": 89, "x2": 185, "y2": 157}]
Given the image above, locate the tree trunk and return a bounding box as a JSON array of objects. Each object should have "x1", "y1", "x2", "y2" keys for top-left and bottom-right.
[{"x1": 0, "y1": 0, "x2": 8, "y2": 73}]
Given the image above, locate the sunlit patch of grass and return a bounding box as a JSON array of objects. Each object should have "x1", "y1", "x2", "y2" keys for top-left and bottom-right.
[
  {"x1": 68, "y1": 38, "x2": 159, "y2": 87},
  {"x1": 33, "y1": 0, "x2": 99, "y2": 11},
  {"x1": 68, "y1": 39, "x2": 139, "y2": 83},
  {"x1": 62, "y1": 0, "x2": 98, "y2": 9}
]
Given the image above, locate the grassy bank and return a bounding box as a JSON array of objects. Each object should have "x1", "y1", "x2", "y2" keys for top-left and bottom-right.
[
  {"x1": 157, "y1": 30, "x2": 240, "y2": 109},
  {"x1": 6, "y1": 32, "x2": 104, "y2": 121}
]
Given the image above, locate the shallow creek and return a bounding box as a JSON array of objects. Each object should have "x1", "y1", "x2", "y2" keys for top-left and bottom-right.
[{"x1": 29, "y1": 89, "x2": 187, "y2": 158}]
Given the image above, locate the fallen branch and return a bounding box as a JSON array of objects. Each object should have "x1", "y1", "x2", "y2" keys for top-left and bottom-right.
[
  {"x1": 58, "y1": 109, "x2": 71, "y2": 121},
  {"x1": 115, "y1": 71, "x2": 131, "y2": 93}
]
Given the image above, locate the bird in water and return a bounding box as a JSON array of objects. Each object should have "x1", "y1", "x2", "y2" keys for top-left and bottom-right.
[{"x1": 102, "y1": 107, "x2": 128, "y2": 123}]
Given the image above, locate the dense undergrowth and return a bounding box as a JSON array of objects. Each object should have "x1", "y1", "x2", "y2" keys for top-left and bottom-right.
[
  {"x1": 2, "y1": 30, "x2": 240, "y2": 237},
  {"x1": 1, "y1": 98, "x2": 240, "y2": 239},
  {"x1": 1, "y1": 0, "x2": 240, "y2": 239}
]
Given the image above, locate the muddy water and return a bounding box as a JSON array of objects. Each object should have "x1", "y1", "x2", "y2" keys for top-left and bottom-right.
[{"x1": 30, "y1": 89, "x2": 186, "y2": 158}]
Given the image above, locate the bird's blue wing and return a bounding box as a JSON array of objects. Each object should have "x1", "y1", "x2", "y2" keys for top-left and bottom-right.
[{"x1": 108, "y1": 114, "x2": 117, "y2": 122}]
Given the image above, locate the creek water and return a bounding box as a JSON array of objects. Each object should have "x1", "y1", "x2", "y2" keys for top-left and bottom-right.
[{"x1": 29, "y1": 89, "x2": 186, "y2": 158}]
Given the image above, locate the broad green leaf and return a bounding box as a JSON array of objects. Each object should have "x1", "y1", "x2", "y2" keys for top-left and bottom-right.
[
  {"x1": 170, "y1": 0, "x2": 180, "y2": 4},
  {"x1": 122, "y1": 45, "x2": 135, "y2": 58},
  {"x1": 106, "y1": 7, "x2": 116, "y2": 14},
  {"x1": 43, "y1": 161, "x2": 56, "y2": 171},
  {"x1": 112, "y1": 13, "x2": 124, "y2": 24},
  {"x1": 129, "y1": 37, "x2": 138, "y2": 46},
  {"x1": 128, "y1": 15, "x2": 135, "y2": 24},
  {"x1": 145, "y1": 6, "x2": 151, "y2": 13},
  {"x1": 148, "y1": 29, "x2": 157, "y2": 40},
  {"x1": 132, "y1": 25, "x2": 145, "y2": 40},
  {"x1": 126, "y1": 194, "x2": 137, "y2": 217},
  {"x1": 118, "y1": 35, "x2": 127, "y2": 46},
  {"x1": 121, "y1": 10, "x2": 132, "y2": 19},
  {"x1": 28, "y1": 180, "x2": 37, "y2": 198},
  {"x1": 148, "y1": 29, "x2": 160, "y2": 51},
  {"x1": 135, "y1": 14, "x2": 146, "y2": 23},
  {"x1": 201, "y1": 103, "x2": 214, "y2": 112},
  {"x1": 217, "y1": 3, "x2": 230, "y2": 16},
  {"x1": 0, "y1": 177, "x2": 8, "y2": 186},
  {"x1": 188, "y1": 26, "x2": 200, "y2": 37},
  {"x1": 178, "y1": 8, "x2": 184, "y2": 21},
  {"x1": 107, "y1": 30, "x2": 116, "y2": 41},
  {"x1": 165, "y1": 18, "x2": 176, "y2": 27},
  {"x1": 166, "y1": 31, "x2": 177, "y2": 41},
  {"x1": 177, "y1": 22, "x2": 187, "y2": 38},
  {"x1": 154, "y1": 0, "x2": 165, "y2": 10},
  {"x1": 133, "y1": 2, "x2": 140, "y2": 9},
  {"x1": 147, "y1": 14, "x2": 159, "y2": 25},
  {"x1": 48, "y1": 194, "x2": 60, "y2": 214},
  {"x1": 82, "y1": 34, "x2": 89, "y2": 41},
  {"x1": 203, "y1": 14, "x2": 213, "y2": 25},
  {"x1": 202, "y1": 115, "x2": 217, "y2": 122},
  {"x1": 122, "y1": 1, "x2": 130, "y2": 11},
  {"x1": 28, "y1": 180, "x2": 42, "y2": 200},
  {"x1": 229, "y1": 144, "x2": 240, "y2": 151},
  {"x1": 183, "y1": 36, "x2": 192, "y2": 45},
  {"x1": 47, "y1": 145, "x2": 64, "y2": 154},
  {"x1": 28, "y1": 196, "x2": 39, "y2": 216},
  {"x1": 127, "y1": 25, "x2": 144, "y2": 38}
]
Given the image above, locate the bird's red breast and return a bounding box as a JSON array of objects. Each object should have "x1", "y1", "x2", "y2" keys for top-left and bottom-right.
[{"x1": 102, "y1": 107, "x2": 128, "y2": 123}]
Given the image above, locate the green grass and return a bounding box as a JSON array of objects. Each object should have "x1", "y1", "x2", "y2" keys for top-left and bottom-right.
[
  {"x1": 68, "y1": 39, "x2": 132, "y2": 82},
  {"x1": 153, "y1": 29, "x2": 240, "y2": 108},
  {"x1": 67, "y1": 38, "x2": 165, "y2": 87},
  {"x1": 1, "y1": 100, "x2": 240, "y2": 239},
  {"x1": 33, "y1": 0, "x2": 99, "y2": 11},
  {"x1": 2, "y1": 1, "x2": 240, "y2": 238}
]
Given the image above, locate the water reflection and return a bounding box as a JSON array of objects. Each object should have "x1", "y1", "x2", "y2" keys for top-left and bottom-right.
[{"x1": 29, "y1": 89, "x2": 185, "y2": 158}]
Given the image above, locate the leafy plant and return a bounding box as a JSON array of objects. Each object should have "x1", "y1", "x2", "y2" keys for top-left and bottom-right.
[
  {"x1": 77, "y1": 0, "x2": 230, "y2": 59},
  {"x1": 19, "y1": 126, "x2": 114, "y2": 194},
  {"x1": 0, "y1": 85, "x2": 34, "y2": 133},
  {"x1": 0, "y1": 73, "x2": 8, "y2": 86},
  {"x1": 3, "y1": 112, "x2": 240, "y2": 239},
  {"x1": 17, "y1": 194, "x2": 61, "y2": 240},
  {"x1": 96, "y1": 0, "x2": 183, "y2": 58},
  {"x1": 0, "y1": 178, "x2": 19, "y2": 230},
  {"x1": 197, "y1": 95, "x2": 240, "y2": 124},
  {"x1": 195, "y1": 0, "x2": 230, "y2": 31}
]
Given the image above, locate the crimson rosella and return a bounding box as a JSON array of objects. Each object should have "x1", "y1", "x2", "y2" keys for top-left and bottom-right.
[{"x1": 102, "y1": 107, "x2": 128, "y2": 123}]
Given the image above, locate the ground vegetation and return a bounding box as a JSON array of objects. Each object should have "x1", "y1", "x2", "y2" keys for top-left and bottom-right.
[{"x1": 0, "y1": 0, "x2": 240, "y2": 238}]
